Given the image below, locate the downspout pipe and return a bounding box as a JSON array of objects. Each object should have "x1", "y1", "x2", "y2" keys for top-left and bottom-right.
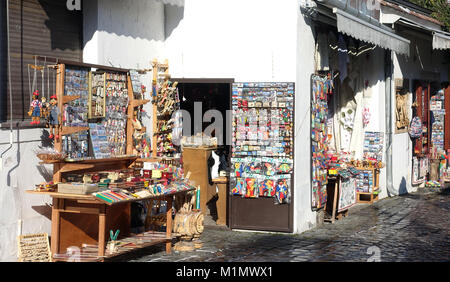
[
  {"x1": 1, "y1": 0, "x2": 14, "y2": 161},
  {"x1": 0, "y1": 0, "x2": 13, "y2": 163},
  {"x1": 385, "y1": 48, "x2": 397, "y2": 197}
]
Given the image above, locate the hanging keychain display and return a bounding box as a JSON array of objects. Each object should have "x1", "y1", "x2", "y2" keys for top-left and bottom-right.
[
  {"x1": 310, "y1": 74, "x2": 333, "y2": 210},
  {"x1": 231, "y1": 82, "x2": 294, "y2": 205}
]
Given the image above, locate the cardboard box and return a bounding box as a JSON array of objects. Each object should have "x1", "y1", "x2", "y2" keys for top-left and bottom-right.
[{"x1": 58, "y1": 183, "x2": 99, "y2": 195}]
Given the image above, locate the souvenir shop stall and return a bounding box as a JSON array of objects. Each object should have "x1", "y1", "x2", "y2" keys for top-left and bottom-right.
[
  {"x1": 312, "y1": 29, "x2": 386, "y2": 222},
  {"x1": 229, "y1": 82, "x2": 294, "y2": 232},
  {"x1": 411, "y1": 83, "x2": 450, "y2": 188},
  {"x1": 175, "y1": 79, "x2": 231, "y2": 226},
  {"x1": 26, "y1": 57, "x2": 199, "y2": 262}
]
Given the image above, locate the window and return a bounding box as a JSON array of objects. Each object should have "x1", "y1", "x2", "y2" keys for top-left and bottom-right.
[{"x1": 2, "y1": 0, "x2": 83, "y2": 122}]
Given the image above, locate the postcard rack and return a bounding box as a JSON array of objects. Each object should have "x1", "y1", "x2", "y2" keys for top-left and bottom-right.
[{"x1": 51, "y1": 61, "x2": 150, "y2": 158}]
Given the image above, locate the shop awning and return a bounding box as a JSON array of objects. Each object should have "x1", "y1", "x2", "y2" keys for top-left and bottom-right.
[
  {"x1": 394, "y1": 19, "x2": 450, "y2": 50},
  {"x1": 433, "y1": 32, "x2": 450, "y2": 50},
  {"x1": 333, "y1": 8, "x2": 410, "y2": 56}
]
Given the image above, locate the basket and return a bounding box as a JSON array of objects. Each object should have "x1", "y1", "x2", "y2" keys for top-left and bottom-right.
[
  {"x1": 36, "y1": 153, "x2": 66, "y2": 161},
  {"x1": 17, "y1": 233, "x2": 52, "y2": 262}
]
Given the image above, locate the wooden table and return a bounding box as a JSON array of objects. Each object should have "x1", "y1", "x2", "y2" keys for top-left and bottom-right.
[
  {"x1": 212, "y1": 177, "x2": 229, "y2": 226},
  {"x1": 45, "y1": 156, "x2": 139, "y2": 184},
  {"x1": 27, "y1": 189, "x2": 194, "y2": 261}
]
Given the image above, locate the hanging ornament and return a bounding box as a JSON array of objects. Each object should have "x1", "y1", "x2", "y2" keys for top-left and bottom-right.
[{"x1": 363, "y1": 107, "x2": 371, "y2": 127}]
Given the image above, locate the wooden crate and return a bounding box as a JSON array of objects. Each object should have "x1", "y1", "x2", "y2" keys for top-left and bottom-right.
[
  {"x1": 355, "y1": 167, "x2": 380, "y2": 204},
  {"x1": 356, "y1": 192, "x2": 379, "y2": 204}
]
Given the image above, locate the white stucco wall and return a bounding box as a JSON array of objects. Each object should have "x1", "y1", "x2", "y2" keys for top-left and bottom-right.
[
  {"x1": 85, "y1": 0, "x2": 313, "y2": 233},
  {"x1": 0, "y1": 128, "x2": 52, "y2": 261},
  {"x1": 81, "y1": 0, "x2": 394, "y2": 234},
  {"x1": 165, "y1": 0, "x2": 316, "y2": 233},
  {"x1": 165, "y1": 0, "x2": 298, "y2": 82},
  {"x1": 392, "y1": 30, "x2": 449, "y2": 195},
  {"x1": 84, "y1": 0, "x2": 166, "y2": 70},
  {"x1": 294, "y1": 8, "x2": 319, "y2": 233},
  {"x1": 83, "y1": 0, "x2": 168, "y2": 141},
  {"x1": 360, "y1": 48, "x2": 388, "y2": 200}
]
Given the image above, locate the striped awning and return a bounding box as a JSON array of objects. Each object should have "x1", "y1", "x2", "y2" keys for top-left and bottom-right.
[{"x1": 333, "y1": 8, "x2": 410, "y2": 56}]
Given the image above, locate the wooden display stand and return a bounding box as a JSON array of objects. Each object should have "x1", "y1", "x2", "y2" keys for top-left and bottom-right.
[
  {"x1": 151, "y1": 59, "x2": 180, "y2": 159},
  {"x1": 29, "y1": 59, "x2": 187, "y2": 262},
  {"x1": 52, "y1": 61, "x2": 150, "y2": 155},
  {"x1": 355, "y1": 168, "x2": 380, "y2": 204},
  {"x1": 30, "y1": 157, "x2": 195, "y2": 262},
  {"x1": 182, "y1": 147, "x2": 218, "y2": 216}
]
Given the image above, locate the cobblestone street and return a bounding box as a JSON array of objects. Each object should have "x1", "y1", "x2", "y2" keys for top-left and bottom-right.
[{"x1": 121, "y1": 188, "x2": 450, "y2": 262}]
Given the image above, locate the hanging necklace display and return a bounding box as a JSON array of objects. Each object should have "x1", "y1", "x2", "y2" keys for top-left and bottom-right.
[
  {"x1": 102, "y1": 71, "x2": 128, "y2": 157},
  {"x1": 231, "y1": 82, "x2": 294, "y2": 205},
  {"x1": 89, "y1": 71, "x2": 106, "y2": 119}
]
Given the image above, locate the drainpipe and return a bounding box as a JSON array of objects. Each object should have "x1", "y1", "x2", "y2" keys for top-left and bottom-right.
[
  {"x1": 385, "y1": 48, "x2": 397, "y2": 197},
  {"x1": 0, "y1": 0, "x2": 13, "y2": 168}
]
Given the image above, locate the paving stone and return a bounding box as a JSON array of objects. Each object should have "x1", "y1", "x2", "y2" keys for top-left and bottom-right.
[{"x1": 123, "y1": 189, "x2": 450, "y2": 262}]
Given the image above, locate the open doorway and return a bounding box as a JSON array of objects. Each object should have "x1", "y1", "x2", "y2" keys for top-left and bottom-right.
[
  {"x1": 177, "y1": 79, "x2": 233, "y2": 147},
  {"x1": 174, "y1": 78, "x2": 234, "y2": 226}
]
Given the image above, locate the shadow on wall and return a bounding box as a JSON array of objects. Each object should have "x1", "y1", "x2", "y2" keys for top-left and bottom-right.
[
  {"x1": 82, "y1": 0, "x2": 185, "y2": 48},
  {"x1": 31, "y1": 204, "x2": 52, "y2": 220},
  {"x1": 0, "y1": 1, "x2": 6, "y2": 122},
  {"x1": 399, "y1": 177, "x2": 408, "y2": 195},
  {"x1": 38, "y1": 0, "x2": 83, "y2": 51},
  {"x1": 5, "y1": 128, "x2": 54, "y2": 187},
  {"x1": 164, "y1": 2, "x2": 184, "y2": 39},
  {"x1": 6, "y1": 128, "x2": 20, "y2": 187},
  {"x1": 395, "y1": 25, "x2": 448, "y2": 82}
]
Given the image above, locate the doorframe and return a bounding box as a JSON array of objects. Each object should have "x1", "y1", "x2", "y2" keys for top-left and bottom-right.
[{"x1": 172, "y1": 78, "x2": 234, "y2": 227}]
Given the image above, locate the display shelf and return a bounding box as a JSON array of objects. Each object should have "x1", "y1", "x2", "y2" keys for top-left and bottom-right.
[
  {"x1": 354, "y1": 167, "x2": 379, "y2": 204},
  {"x1": 136, "y1": 157, "x2": 180, "y2": 163},
  {"x1": 126, "y1": 74, "x2": 150, "y2": 156},
  {"x1": 356, "y1": 192, "x2": 379, "y2": 204},
  {"x1": 151, "y1": 59, "x2": 180, "y2": 159},
  {"x1": 39, "y1": 156, "x2": 138, "y2": 166},
  {"x1": 131, "y1": 99, "x2": 151, "y2": 108},
  {"x1": 52, "y1": 231, "x2": 173, "y2": 262},
  {"x1": 28, "y1": 184, "x2": 184, "y2": 259},
  {"x1": 26, "y1": 190, "x2": 95, "y2": 201},
  {"x1": 62, "y1": 95, "x2": 81, "y2": 104},
  {"x1": 60, "y1": 126, "x2": 90, "y2": 136},
  {"x1": 27, "y1": 188, "x2": 195, "y2": 207},
  {"x1": 93, "y1": 188, "x2": 195, "y2": 206}
]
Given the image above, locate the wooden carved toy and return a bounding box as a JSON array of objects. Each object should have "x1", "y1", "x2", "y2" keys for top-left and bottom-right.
[
  {"x1": 29, "y1": 90, "x2": 42, "y2": 125},
  {"x1": 48, "y1": 95, "x2": 61, "y2": 140},
  {"x1": 41, "y1": 97, "x2": 50, "y2": 121}
]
